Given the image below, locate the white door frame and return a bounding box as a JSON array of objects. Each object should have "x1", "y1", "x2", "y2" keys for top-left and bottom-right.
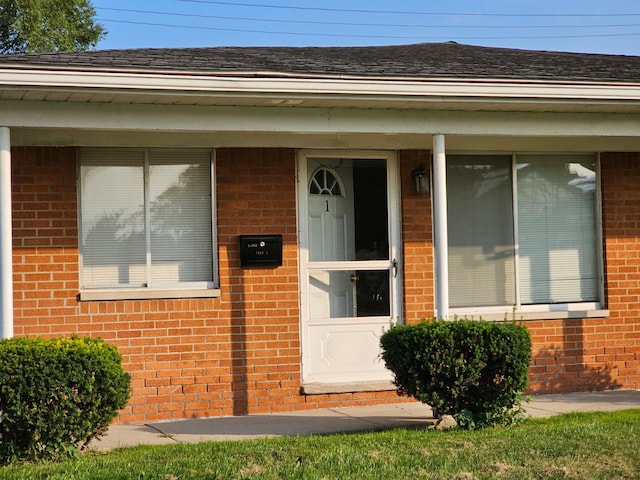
[{"x1": 297, "y1": 149, "x2": 403, "y2": 386}]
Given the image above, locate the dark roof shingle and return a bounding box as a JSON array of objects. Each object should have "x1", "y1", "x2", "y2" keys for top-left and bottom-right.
[{"x1": 0, "y1": 42, "x2": 638, "y2": 83}]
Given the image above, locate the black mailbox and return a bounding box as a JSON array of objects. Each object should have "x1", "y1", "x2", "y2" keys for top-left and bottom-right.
[{"x1": 239, "y1": 235, "x2": 283, "y2": 267}]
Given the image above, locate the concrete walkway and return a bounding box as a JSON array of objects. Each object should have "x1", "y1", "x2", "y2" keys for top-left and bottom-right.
[{"x1": 89, "y1": 390, "x2": 640, "y2": 451}]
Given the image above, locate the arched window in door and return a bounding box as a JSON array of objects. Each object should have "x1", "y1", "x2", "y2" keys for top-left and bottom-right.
[{"x1": 309, "y1": 167, "x2": 344, "y2": 196}]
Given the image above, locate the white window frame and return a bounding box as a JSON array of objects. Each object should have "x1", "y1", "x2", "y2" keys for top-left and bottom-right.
[
  {"x1": 447, "y1": 152, "x2": 607, "y2": 320},
  {"x1": 78, "y1": 147, "x2": 220, "y2": 301}
]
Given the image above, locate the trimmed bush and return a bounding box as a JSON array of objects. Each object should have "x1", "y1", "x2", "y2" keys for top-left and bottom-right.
[
  {"x1": 380, "y1": 318, "x2": 532, "y2": 429},
  {"x1": 0, "y1": 336, "x2": 131, "y2": 464}
]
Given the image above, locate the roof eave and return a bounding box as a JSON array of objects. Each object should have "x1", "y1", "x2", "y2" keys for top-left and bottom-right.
[{"x1": 2, "y1": 66, "x2": 640, "y2": 111}]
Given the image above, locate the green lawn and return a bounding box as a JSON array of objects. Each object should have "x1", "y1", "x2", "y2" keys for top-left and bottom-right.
[{"x1": 2, "y1": 410, "x2": 639, "y2": 479}]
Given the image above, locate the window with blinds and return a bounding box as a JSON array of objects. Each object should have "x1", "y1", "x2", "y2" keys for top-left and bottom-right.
[
  {"x1": 447, "y1": 153, "x2": 599, "y2": 309},
  {"x1": 516, "y1": 155, "x2": 598, "y2": 304},
  {"x1": 80, "y1": 148, "x2": 214, "y2": 290},
  {"x1": 447, "y1": 155, "x2": 515, "y2": 308}
]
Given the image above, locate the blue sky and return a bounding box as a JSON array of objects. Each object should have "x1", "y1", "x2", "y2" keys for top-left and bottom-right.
[{"x1": 92, "y1": 0, "x2": 640, "y2": 55}]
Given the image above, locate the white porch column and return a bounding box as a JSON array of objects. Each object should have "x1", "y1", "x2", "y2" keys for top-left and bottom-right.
[
  {"x1": 0, "y1": 127, "x2": 13, "y2": 338},
  {"x1": 432, "y1": 134, "x2": 449, "y2": 320}
]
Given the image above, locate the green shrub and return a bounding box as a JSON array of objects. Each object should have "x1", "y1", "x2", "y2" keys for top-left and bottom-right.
[
  {"x1": 380, "y1": 318, "x2": 532, "y2": 429},
  {"x1": 0, "y1": 336, "x2": 131, "y2": 464}
]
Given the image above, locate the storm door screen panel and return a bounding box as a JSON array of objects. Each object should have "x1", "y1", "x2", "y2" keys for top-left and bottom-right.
[{"x1": 300, "y1": 153, "x2": 399, "y2": 385}]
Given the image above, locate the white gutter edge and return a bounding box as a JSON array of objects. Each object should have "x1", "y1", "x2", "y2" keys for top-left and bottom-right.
[{"x1": 2, "y1": 68, "x2": 640, "y2": 102}]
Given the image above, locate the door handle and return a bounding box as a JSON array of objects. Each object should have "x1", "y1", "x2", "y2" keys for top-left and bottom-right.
[
  {"x1": 350, "y1": 274, "x2": 359, "y2": 283},
  {"x1": 392, "y1": 258, "x2": 398, "y2": 278}
]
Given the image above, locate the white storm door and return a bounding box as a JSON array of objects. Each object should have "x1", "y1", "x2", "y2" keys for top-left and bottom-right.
[{"x1": 299, "y1": 151, "x2": 402, "y2": 387}]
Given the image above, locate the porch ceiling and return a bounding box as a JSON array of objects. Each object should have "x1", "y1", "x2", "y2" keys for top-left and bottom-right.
[{"x1": 10, "y1": 128, "x2": 640, "y2": 153}]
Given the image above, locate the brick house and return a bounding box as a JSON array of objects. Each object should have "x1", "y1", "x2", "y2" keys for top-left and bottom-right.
[{"x1": 0, "y1": 42, "x2": 638, "y2": 423}]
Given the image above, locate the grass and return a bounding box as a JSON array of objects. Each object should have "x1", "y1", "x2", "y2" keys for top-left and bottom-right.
[{"x1": 1, "y1": 410, "x2": 639, "y2": 479}]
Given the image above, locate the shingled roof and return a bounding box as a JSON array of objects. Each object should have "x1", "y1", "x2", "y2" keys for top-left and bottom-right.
[{"x1": 0, "y1": 42, "x2": 639, "y2": 84}]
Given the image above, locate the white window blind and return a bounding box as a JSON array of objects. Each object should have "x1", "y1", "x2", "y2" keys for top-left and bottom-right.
[
  {"x1": 447, "y1": 155, "x2": 515, "y2": 308},
  {"x1": 80, "y1": 148, "x2": 213, "y2": 290},
  {"x1": 81, "y1": 149, "x2": 147, "y2": 288},
  {"x1": 446, "y1": 153, "x2": 598, "y2": 309},
  {"x1": 517, "y1": 155, "x2": 598, "y2": 304}
]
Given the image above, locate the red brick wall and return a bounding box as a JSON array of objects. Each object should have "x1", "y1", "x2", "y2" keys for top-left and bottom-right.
[
  {"x1": 11, "y1": 147, "x2": 402, "y2": 423},
  {"x1": 12, "y1": 147, "x2": 79, "y2": 333},
  {"x1": 399, "y1": 150, "x2": 435, "y2": 323},
  {"x1": 524, "y1": 153, "x2": 639, "y2": 393},
  {"x1": 10, "y1": 147, "x2": 640, "y2": 423},
  {"x1": 397, "y1": 150, "x2": 640, "y2": 393}
]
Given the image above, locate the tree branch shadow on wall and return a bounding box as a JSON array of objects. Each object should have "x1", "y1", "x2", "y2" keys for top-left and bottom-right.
[
  {"x1": 229, "y1": 267, "x2": 249, "y2": 416},
  {"x1": 530, "y1": 318, "x2": 623, "y2": 394}
]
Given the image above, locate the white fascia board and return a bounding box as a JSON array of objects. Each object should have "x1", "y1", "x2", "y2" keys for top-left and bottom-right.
[
  {"x1": 2, "y1": 67, "x2": 640, "y2": 103},
  {"x1": 4, "y1": 100, "x2": 640, "y2": 138}
]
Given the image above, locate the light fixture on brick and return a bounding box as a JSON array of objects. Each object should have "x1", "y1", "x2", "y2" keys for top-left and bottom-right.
[{"x1": 411, "y1": 163, "x2": 430, "y2": 194}]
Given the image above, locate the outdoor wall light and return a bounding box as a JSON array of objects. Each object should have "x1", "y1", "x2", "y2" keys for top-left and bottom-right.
[{"x1": 411, "y1": 163, "x2": 430, "y2": 194}]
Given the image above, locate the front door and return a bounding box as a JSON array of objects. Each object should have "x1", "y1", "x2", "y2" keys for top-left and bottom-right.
[{"x1": 298, "y1": 150, "x2": 402, "y2": 387}]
